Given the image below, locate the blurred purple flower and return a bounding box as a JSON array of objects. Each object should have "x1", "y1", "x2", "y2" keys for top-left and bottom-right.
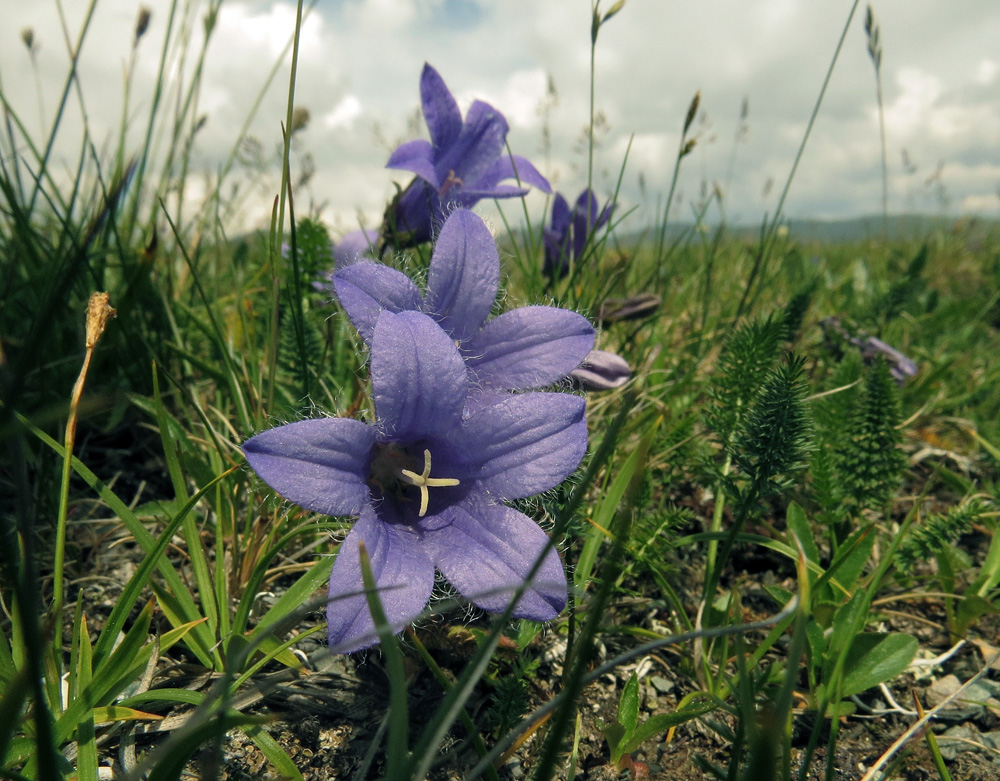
[
  {"x1": 820, "y1": 316, "x2": 918, "y2": 385},
  {"x1": 243, "y1": 310, "x2": 585, "y2": 652},
  {"x1": 335, "y1": 209, "x2": 594, "y2": 396},
  {"x1": 333, "y1": 228, "x2": 379, "y2": 268},
  {"x1": 382, "y1": 63, "x2": 550, "y2": 246},
  {"x1": 595, "y1": 293, "x2": 661, "y2": 325},
  {"x1": 570, "y1": 349, "x2": 631, "y2": 391},
  {"x1": 859, "y1": 336, "x2": 918, "y2": 384},
  {"x1": 543, "y1": 189, "x2": 613, "y2": 279}
]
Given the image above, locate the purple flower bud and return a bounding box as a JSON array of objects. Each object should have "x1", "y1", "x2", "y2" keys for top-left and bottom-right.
[
  {"x1": 596, "y1": 293, "x2": 661, "y2": 324},
  {"x1": 859, "y1": 336, "x2": 918, "y2": 384},
  {"x1": 570, "y1": 349, "x2": 631, "y2": 391}
]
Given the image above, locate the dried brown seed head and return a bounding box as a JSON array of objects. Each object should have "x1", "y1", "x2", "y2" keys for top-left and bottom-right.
[{"x1": 86, "y1": 292, "x2": 116, "y2": 349}]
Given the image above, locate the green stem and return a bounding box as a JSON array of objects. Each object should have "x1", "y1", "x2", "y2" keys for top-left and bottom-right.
[{"x1": 736, "y1": 0, "x2": 860, "y2": 318}]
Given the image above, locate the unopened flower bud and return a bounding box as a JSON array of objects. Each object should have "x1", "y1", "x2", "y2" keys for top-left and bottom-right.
[
  {"x1": 596, "y1": 293, "x2": 660, "y2": 324},
  {"x1": 570, "y1": 349, "x2": 631, "y2": 391}
]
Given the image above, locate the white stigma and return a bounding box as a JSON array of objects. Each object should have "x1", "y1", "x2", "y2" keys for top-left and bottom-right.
[{"x1": 399, "y1": 449, "x2": 460, "y2": 517}]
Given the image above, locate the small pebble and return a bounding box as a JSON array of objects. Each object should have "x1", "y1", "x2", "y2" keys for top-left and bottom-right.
[{"x1": 650, "y1": 676, "x2": 674, "y2": 695}]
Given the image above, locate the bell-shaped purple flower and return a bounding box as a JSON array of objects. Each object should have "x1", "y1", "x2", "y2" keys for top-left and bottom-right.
[
  {"x1": 382, "y1": 63, "x2": 551, "y2": 246},
  {"x1": 243, "y1": 311, "x2": 586, "y2": 653},
  {"x1": 334, "y1": 209, "x2": 594, "y2": 396},
  {"x1": 333, "y1": 228, "x2": 379, "y2": 268},
  {"x1": 543, "y1": 189, "x2": 613, "y2": 279}
]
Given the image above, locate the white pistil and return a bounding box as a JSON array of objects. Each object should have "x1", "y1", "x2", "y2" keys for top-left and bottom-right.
[{"x1": 399, "y1": 449, "x2": 460, "y2": 517}]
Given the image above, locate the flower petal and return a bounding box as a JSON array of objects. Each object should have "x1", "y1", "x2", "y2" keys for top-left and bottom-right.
[
  {"x1": 386, "y1": 139, "x2": 439, "y2": 186},
  {"x1": 327, "y1": 509, "x2": 435, "y2": 653},
  {"x1": 242, "y1": 418, "x2": 374, "y2": 517},
  {"x1": 385, "y1": 180, "x2": 441, "y2": 246},
  {"x1": 550, "y1": 192, "x2": 571, "y2": 232},
  {"x1": 456, "y1": 184, "x2": 530, "y2": 201},
  {"x1": 419, "y1": 498, "x2": 566, "y2": 620},
  {"x1": 464, "y1": 306, "x2": 594, "y2": 391},
  {"x1": 419, "y1": 63, "x2": 463, "y2": 154},
  {"x1": 458, "y1": 392, "x2": 587, "y2": 499},
  {"x1": 423, "y1": 210, "x2": 499, "y2": 342},
  {"x1": 371, "y1": 310, "x2": 467, "y2": 440},
  {"x1": 479, "y1": 154, "x2": 552, "y2": 193},
  {"x1": 574, "y1": 189, "x2": 601, "y2": 224},
  {"x1": 333, "y1": 261, "x2": 422, "y2": 343},
  {"x1": 436, "y1": 100, "x2": 508, "y2": 186}
]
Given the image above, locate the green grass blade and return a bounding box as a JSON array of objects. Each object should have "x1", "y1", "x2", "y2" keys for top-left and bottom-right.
[
  {"x1": 358, "y1": 542, "x2": 410, "y2": 778},
  {"x1": 18, "y1": 413, "x2": 219, "y2": 664},
  {"x1": 93, "y1": 466, "x2": 236, "y2": 666},
  {"x1": 75, "y1": 614, "x2": 98, "y2": 781},
  {"x1": 244, "y1": 723, "x2": 305, "y2": 781}
]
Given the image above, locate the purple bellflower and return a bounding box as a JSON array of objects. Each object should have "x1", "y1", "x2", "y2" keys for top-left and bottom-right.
[
  {"x1": 543, "y1": 189, "x2": 613, "y2": 279},
  {"x1": 333, "y1": 228, "x2": 379, "y2": 268},
  {"x1": 243, "y1": 310, "x2": 586, "y2": 653},
  {"x1": 334, "y1": 209, "x2": 594, "y2": 398},
  {"x1": 382, "y1": 63, "x2": 551, "y2": 247}
]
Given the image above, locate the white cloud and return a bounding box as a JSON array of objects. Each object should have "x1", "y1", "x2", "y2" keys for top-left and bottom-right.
[
  {"x1": 885, "y1": 68, "x2": 943, "y2": 140},
  {"x1": 323, "y1": 95, "x2": 363, "y2": 129},
  {"x1": 975, "y1": 59, "x2": 999, "y2": 85},
  {"x1": 959, "y1": 192, "x2": 1000, "y2": 211},
  {"x1": 5, "y1": 0, "x2": 1000, "y2": 234}
]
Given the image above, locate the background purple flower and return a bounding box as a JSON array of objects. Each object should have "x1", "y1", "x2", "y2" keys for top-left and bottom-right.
[
  {"x1": 334, "y1": 209, "x2": 594, "y2": 396},
  {"x1": 333, "y1": 228, "x2": 379, "y2": 268},
  {"x1": 243, "y1": 310, "x2": 587, "y2": 653},
  {"x1": 382, "y1": 63, "x2": 551, "y2": 246},
  {"x1": 543, "y1": 189, "x2": 613, "y2": 279}
]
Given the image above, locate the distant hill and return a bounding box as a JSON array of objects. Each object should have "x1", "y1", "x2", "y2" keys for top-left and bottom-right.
[
  {"x1": 583, "y1": 213, "x2": 1000, "y2": 248},
  {"x1": 773, "y1": 214, "x2": 1000, "y2": 243}
]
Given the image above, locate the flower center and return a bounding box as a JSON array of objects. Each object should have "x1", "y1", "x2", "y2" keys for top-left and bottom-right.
[
  {"x1": 399, "y1": 449, "x2": 460, "y2": 517},
  {"x1": 368, "y1": 443, "x2": 460, "y2": 518},
  {"x1": 438, "y1": 170, "x2": 464, "y2": 198}
]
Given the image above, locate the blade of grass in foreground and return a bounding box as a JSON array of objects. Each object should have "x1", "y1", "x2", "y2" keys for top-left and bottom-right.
[{"x1": 20, "y1": 414, "x2": 219, "y2": 667}]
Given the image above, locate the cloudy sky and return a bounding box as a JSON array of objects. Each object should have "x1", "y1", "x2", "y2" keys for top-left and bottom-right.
[{"x1": 3, "y1": 0, "x2": 999, "y2": 237}]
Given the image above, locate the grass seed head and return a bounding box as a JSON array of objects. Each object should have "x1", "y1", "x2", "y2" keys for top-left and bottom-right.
[
  {"x1": 134, "y1": 7, "x2": 152, "y2": 48},
  {"x1": 86, "y1": 292, "x2": 116, "y2": 349}
]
